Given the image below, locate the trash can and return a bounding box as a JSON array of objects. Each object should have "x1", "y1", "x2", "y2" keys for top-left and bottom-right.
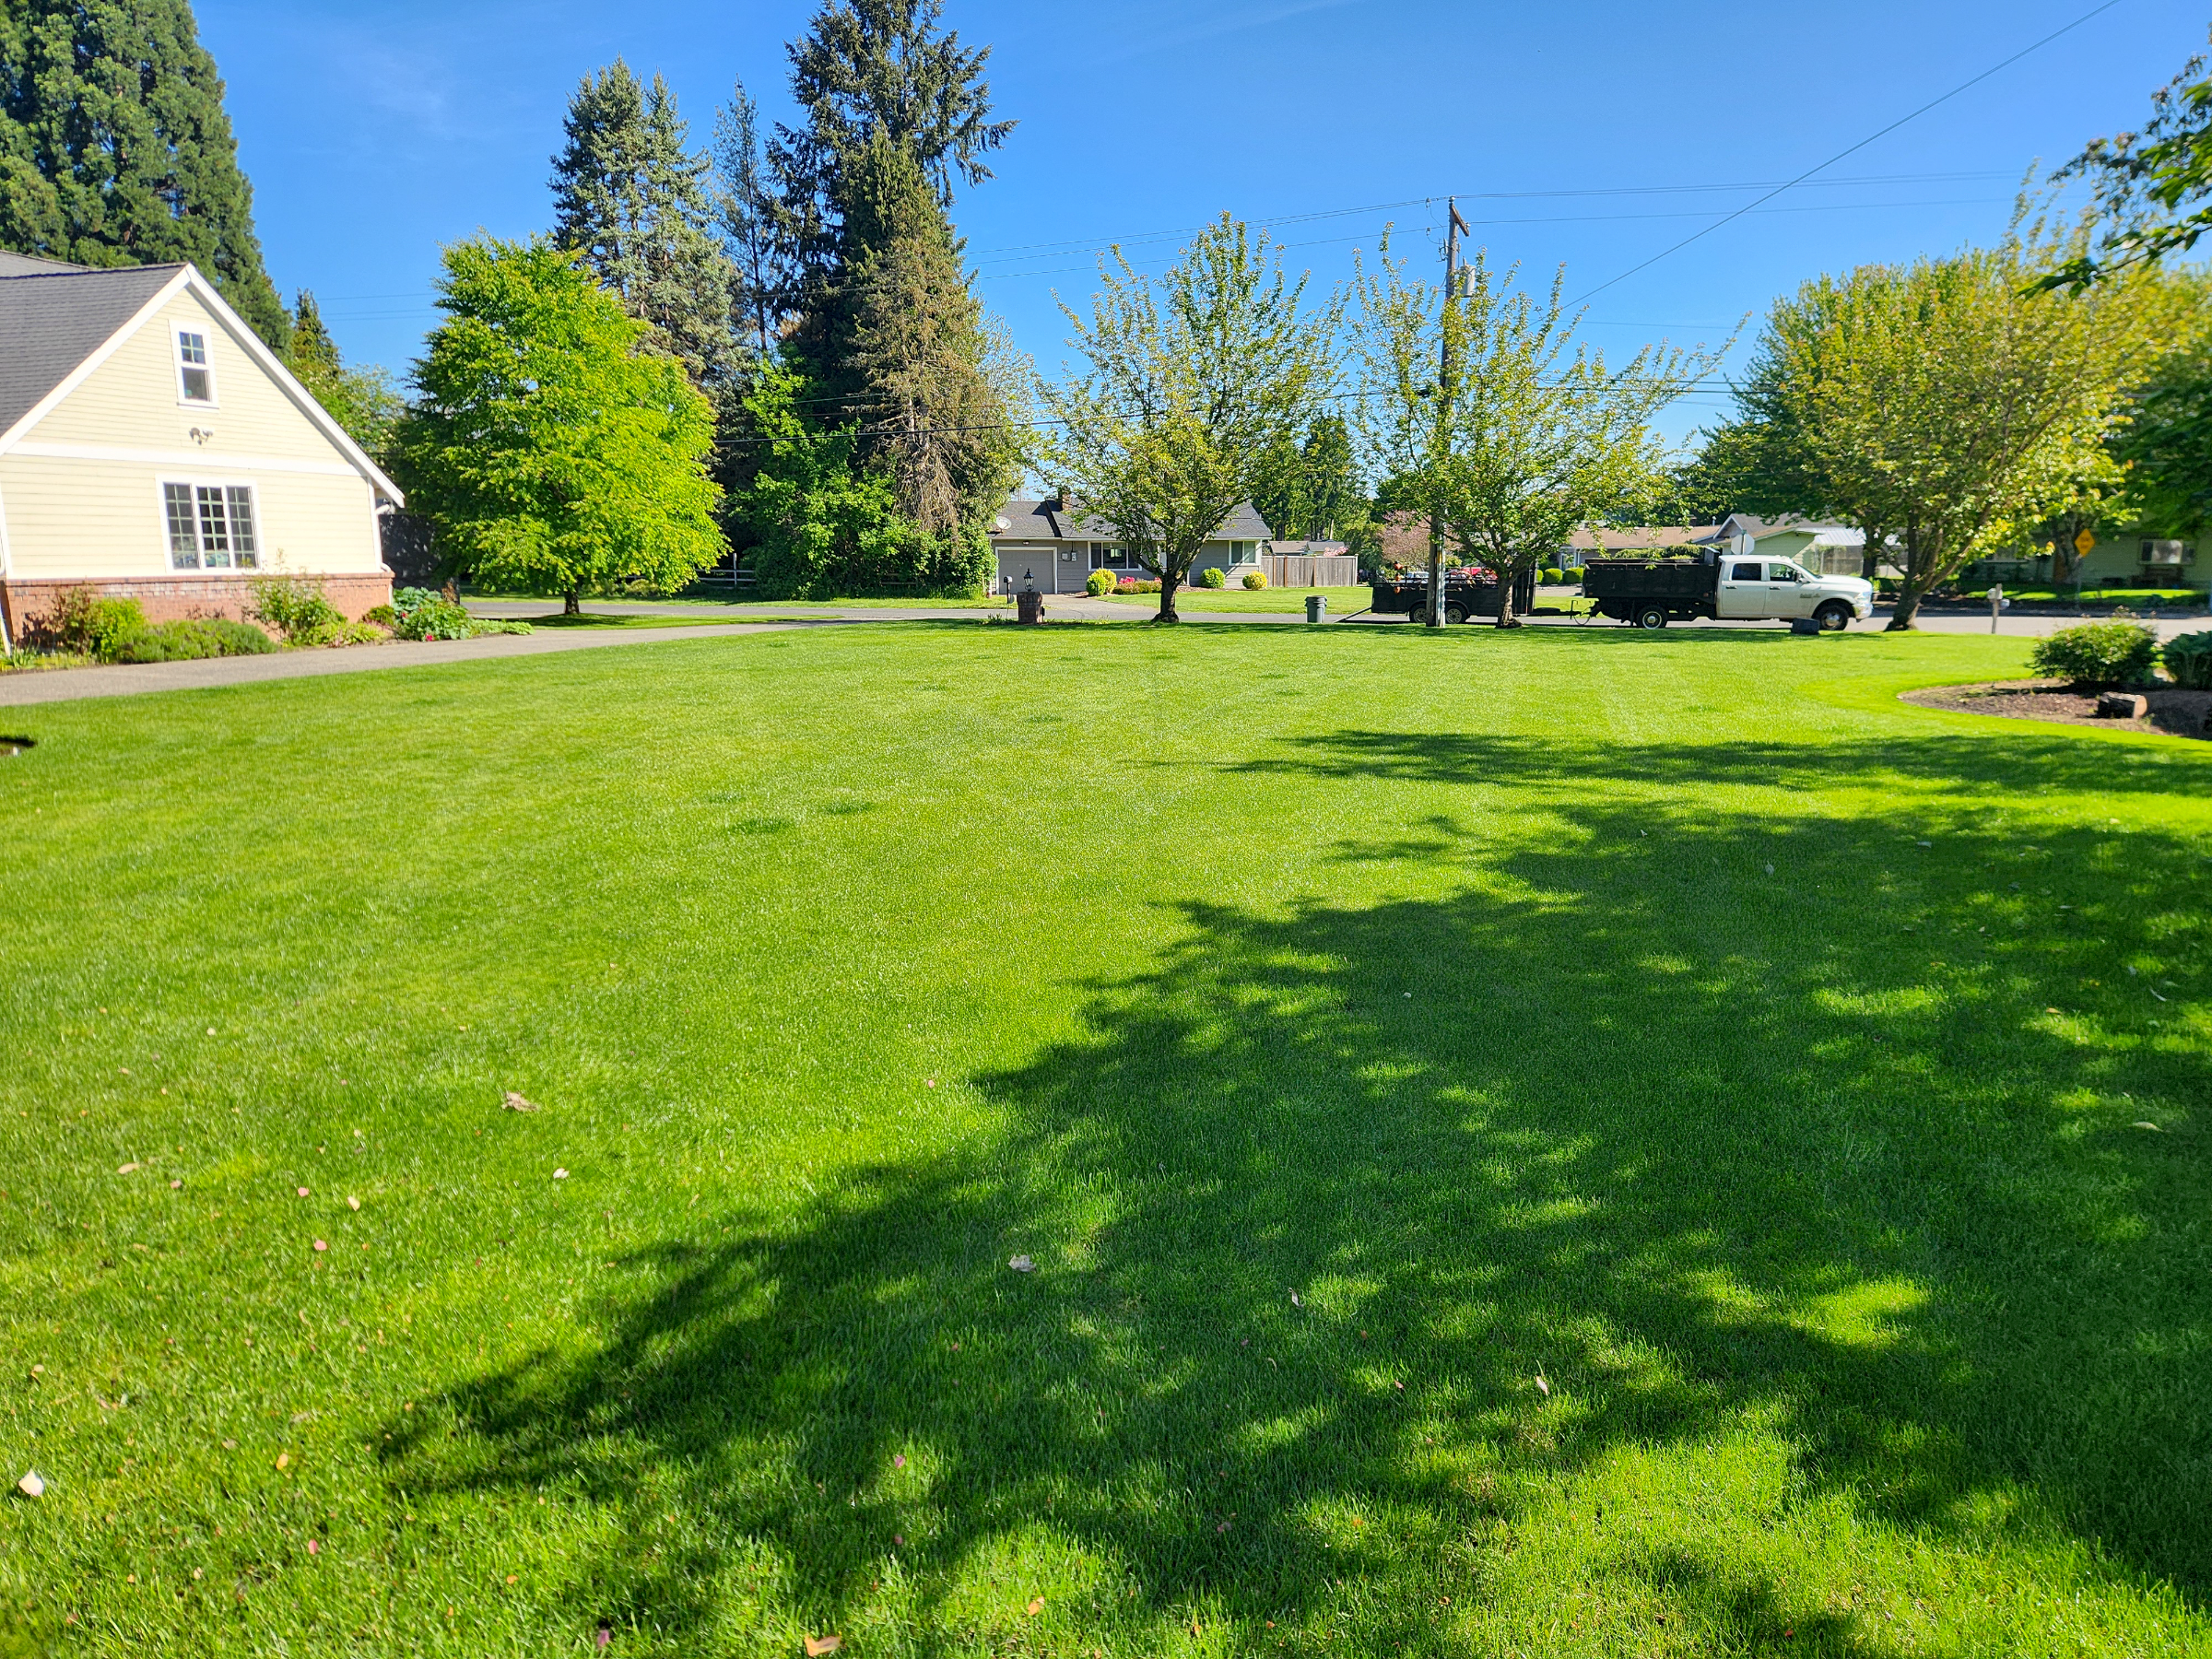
[
  {"x1": 1017, "y1": 589, "x2": 1044, "y2": 625},
  {"x1": 1305, "y1": 594, "x2": 1327, "y2": 624}
]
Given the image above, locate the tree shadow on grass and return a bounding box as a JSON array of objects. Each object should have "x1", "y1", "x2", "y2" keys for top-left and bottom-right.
[{"x1": 385, "y1": 731, "x2": 2207, "y2": 1653}]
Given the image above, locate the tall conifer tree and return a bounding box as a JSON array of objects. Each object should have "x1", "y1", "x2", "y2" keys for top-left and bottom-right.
[
  {"x1": 552, "y1": 61, "x2": 742, "y2": 390},
  {"x1": 0, "y1": 0, "x2": 289, "y2": 348}
]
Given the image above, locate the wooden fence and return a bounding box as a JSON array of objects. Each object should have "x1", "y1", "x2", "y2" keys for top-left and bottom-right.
[{"x1": 1262, "y1": 553, "x2": 1359, "y2": 588}]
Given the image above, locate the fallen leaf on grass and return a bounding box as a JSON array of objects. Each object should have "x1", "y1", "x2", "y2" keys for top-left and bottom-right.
[
  {"x1": 553, "y1": 1169, "x2": 569, "y2": 1181},
  {"x1": 297, "y1": 1187, "x2": 310, "y2": 1198},
  {"x1": 306, "y1": 1538, "x2": 319, "y2": 1556},
  {"x1": 17, "y1": 1470, "x2": 42, "y2": 1498},
  {"x1": 503, "y1": 1092, "x2": 539, "y2": 1113},
  {"x1": 312, "y1": 1240, "x2": 328, "y2": 1253},
  {"x1": 1535, "y1": 1373, "x2": 1550, "y2": 1397},
  {"x1": 170, "y1": 1180, "x2": 182, "y2": 1190},
  {"x1": 1027, "y1": 1597, "x2": 1045, "y2": 1617},
  {"x1": 2133, "y1": 1121, "x2": 2163, "y2": 1133},
  {"x1": 1007, "y1": 1254, "x2": 1034, "y2": 1273},
  {"x1": 275, "y1": 1453, "x2": 290, "y2": 1471},
  {"x1": 116, "y1": 1163, "x2": 139, "y2": 1175},
  {"x1": 805, "y1": 1637, "x2": 842, "y2": 1656},
  {"x1": 347, "y1": 1196, "x2": 359, "y2": 1211},
  {"x1": 1289, "y1": 1291, "x2": 1302, "y2": 1308}
]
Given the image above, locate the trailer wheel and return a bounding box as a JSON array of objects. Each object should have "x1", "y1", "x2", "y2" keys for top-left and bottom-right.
[
  {"x1": 1634, "y1": 605, "x2": 1669, "y2": 630},
  {"x1": 1444, "y1": 605, "x2": 1467, "y2": 626},
  {"x1": 1816, "y1": 601, "x2": 1852, "y2": 632}
]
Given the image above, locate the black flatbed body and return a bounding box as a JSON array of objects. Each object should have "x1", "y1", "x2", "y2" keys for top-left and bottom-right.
[
  {"x1": 1583, "y1": 552, "x2": 1719, "y2": 621},
  {"x1": 1370, "y1": 569, "x2": 1537, "y2": 621}
]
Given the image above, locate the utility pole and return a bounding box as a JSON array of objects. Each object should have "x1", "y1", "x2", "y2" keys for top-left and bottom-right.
[{"x1": 1426, "y1": 197, "x2": 1469, "y2": 629}]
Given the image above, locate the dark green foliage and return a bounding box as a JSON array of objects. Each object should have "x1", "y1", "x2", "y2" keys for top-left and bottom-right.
[
  {"x1": 112, "y1": 616, "x2": 274, "y2": 661},
  {"x1": 286, "y1": 290, "x2": 402, "y2": 456},
  {"x1": 388, "y1": 236, "x2": 723, "y2": 611},
  {"x1": 552, "y1": 62, "x2": 743, "y2": 392},
  {"x1": 2042, "y1": 32, "x2": 2212, "y2": 291},
  {"x1": 729, "y1": 361, "x2": 991, "y2": 598},
  {"x1": 2116, "y1": 353, "x2": 2212, "y2": 530},
  {"x1": 387, "y1": 586, "x2": 532, "y2": 640},
  {"x1": 1256, "y1": 415, "x2": 1361, "y2": 540},
  {"x1": 712, "y1": 78, "x2": 786, "y2": 357},
  {"x1": 0, "y1": 0, "x2": 288, "y2": 348},
  {"x1": 2030, "y1": 619, "x2": 2161, "y2": 687},
  {"x1": 2163, "y1": 628, "x2": 2212, "y2": 688}
]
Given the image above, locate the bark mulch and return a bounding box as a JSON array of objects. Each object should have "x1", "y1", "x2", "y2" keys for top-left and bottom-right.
[{"x1": 1900, "y1": 678, "x2": 2212, "y2": 740}]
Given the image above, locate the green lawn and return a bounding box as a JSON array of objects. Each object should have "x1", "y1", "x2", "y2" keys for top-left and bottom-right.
[
  {"x1": 2, "y1": 624, "x2": 2207, "y2": 1657},
  {"x1": 1099, "y1": 583, "x2": 1372, "y2": 614}
]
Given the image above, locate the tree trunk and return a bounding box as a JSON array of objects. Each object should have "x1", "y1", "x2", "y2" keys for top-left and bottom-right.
[
  {"x1": 1157, "y1": 570, "x2": 1180, "y2": 624},
  {"x1": 1493, "y1": 562, "x2": 1521, "y2": 628},
  {"x1": 1886, "y1": 585, "x2": 1924, "y2": 630},
  {"x1": 564, "y1": 589, "x2": 582, "y2": 618}
]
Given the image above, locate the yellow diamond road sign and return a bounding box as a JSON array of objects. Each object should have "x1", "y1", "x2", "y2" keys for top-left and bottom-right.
[{"x1": 2074, "y1": 528, "x2": 2096, "y2": 555}]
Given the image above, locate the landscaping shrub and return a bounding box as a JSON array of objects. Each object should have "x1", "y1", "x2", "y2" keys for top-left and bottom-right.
[
  {"x1": 391, "y1": 586, "x2": 477, "y2": 640},
  {"x1": 249, "y1": 576, "x2": 344, "y2": 644},
  {"x1": 1085, "y1": 569, "x2": 1116, "y2": 596},
  {"x1": 2029, "y1": 619, "x2": 2159, "y2": 688},
  {"x1": 1242, "y1": 571, "x2": 1267, "y2": 590},
  {"x1": 2163, "y1": 629, "x2": 2212, "y2": 689},
  {"x1": 1129, "y1": 578, "x2": 1161, "y2": 593},
  {"x1": 363, "y1": 605, "x2": 397, "y2": 628},
  {"x1": 1199, "y1": 566, "x2": 1227, "y2": 588},
  {"x1": 112, "y1": 619, "x2": 276, "y2": 663},
  {"x1": 47, "y1": 588, "x2": 147, "y2": 661},
  {"x1": 1540, "y1": 566, "x2": 1565, "y2": 585}
]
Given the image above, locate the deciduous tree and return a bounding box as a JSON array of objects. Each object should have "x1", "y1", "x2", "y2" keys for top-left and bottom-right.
[
  {"x1": 2041, "y1": 31, "x2": 2212, "y2": 292},
  {"x1": 286, "y1": 289, "x2": 401, "y2": 458},
  {"x1": 1040, "y1": 215, "x2": 1338, "y2": 622},
  {"x1": 390, "y1": 236, "x2": 722, "y2": 614}
]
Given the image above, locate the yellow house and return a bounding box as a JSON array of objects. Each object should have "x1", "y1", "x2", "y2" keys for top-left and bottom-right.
[{"x1": 0, "y1": 252, "x2": 400, "y2": 649}]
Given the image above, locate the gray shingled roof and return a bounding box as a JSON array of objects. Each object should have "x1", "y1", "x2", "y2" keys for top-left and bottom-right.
[
  {"x1": 993, "y1": 496, "x2": 1273, "y2": 541},
  {"x1": 0, "y1": 262, "x2": 183, "y2": 439}
]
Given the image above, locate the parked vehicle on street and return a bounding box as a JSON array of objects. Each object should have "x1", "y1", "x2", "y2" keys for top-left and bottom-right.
[
  {"x1": 1583, "y1": 550, "x2": 1874, "y2": 629},
  {"x1": 1369, "y1": 568, "x2": 1538, "y2": 624}
]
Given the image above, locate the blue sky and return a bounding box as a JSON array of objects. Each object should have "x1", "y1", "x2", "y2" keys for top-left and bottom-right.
[{"x1": 201, "y1": 0, "x2": 2204, "y2": 449}]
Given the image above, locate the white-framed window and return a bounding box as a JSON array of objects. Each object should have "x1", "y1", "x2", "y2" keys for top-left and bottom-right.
[
  {"x1": 174, "y1": 327, "x2": 216, "y2": 405},
  {"x1": 161, "y1": 480, "x2": 259, "y2": 570},
  {"x1": 1089, "y1": 542, "x2": 1134, "y2": 570}
]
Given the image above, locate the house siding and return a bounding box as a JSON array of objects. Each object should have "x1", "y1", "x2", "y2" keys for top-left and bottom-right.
[{"x1": 0, "y1": 283, "x2": 388, "y2": 634}]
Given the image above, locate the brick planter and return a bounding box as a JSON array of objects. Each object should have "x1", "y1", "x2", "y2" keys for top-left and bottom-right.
[{"x1": 2, "y1": 571, "x2": 393, "y2": 642}]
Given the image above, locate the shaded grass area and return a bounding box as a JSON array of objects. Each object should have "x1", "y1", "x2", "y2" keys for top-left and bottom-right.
[
  {"x1": 520, "y1": 612, "x2": 765, "y2": 629},
  {"x1": 0, "y1": 624, "x2": 2206, "y2": 1656},
  {"x1": 1099, "y1": 584, "x2": 1373, "y2": 614}
]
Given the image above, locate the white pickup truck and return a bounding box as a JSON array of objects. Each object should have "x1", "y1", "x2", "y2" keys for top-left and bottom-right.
[{"x1": 1583, "y1": 551, "x2": 1877, "y2": 629}]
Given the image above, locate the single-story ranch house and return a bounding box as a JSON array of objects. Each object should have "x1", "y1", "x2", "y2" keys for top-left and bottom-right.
[
  {"x1": 991, "y1": 495, "x2": 1335, "y2": 592},
  {"x1": 0, "y1": 253, "x2": 400, "y2": 649}
]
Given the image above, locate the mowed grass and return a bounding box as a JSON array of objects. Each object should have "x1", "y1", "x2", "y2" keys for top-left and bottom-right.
[
  {"x1": 1098, "y1": 584, "x2": 1373, "y2": 614},
  {"x1": 1, "y1": 623, "x2": 2208, "y2": 1657}
]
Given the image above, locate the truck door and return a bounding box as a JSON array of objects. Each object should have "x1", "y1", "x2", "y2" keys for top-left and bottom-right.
[
  {"x1": 1717, "y1": 559, "x2": 1771, "y2": 618},
  {"x1": 1768, "y1": 562, "x2": 1818, "y2": 617}
]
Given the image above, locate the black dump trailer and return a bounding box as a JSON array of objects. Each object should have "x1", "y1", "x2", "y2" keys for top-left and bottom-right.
[
  {"x1": 1583, "y1": 551, "x2": 1723, "y2": 628},
  {"x1": 1369, "y1": 568, "x2": 1537, "y2": 623}
]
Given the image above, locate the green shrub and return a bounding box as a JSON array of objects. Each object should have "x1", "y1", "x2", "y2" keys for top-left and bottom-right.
[
  {"x1": 47, "y1": 588, "x2": 147, "y2": 661},
  {"x1": 112, "y1": 619, "x2": 277, "y2": 663},
  {"x1": 1199, "y1": 566, "x2": 1227, "y2": 588},
  {"x1": 248, "y1": 576, "x2": 344, "y2": 644},
  {"x1": 1085, "y1": 569, "x2": 1117, "y2": 596},
  {"x1": 391, "y1": 586, "x2": 477, "y2": 641},
  {"x1": 2163, "y1": 629, "x2": 2212, "y2": 689},
  {"x1": 363, "y1": 604, "x2": 397, "y2": 628},
  {"x1": 1241, "y1": 571, "x2": 1268, "y2": 590},
  {"x1": 1129, "y1": 578, "x2": 1161, "y2": 594},
  {"x1": 1539, "y1": 566, "x2": 1565, "y2": 584},
  {"x1": 2029, "y1": 619, "x2": 2159, "y2": 688}
]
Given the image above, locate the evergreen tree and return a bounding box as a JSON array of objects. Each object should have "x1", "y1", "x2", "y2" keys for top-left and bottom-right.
[
  {"x1": 712, "y1": 78, "x2": 787, "y2": 356},
  {"x1": 770, "y1": 0, "x2": 1011, "y2": 346},
  {"x1": 0, "y1": 0, "x2": 289, "y2": 348},
  {"x1": 286, "y1": 288, "x2": 402, "y2": 457},
  {"x1": 552, "y1": 60, "x2": 741, "y2": 390},
  {"x1": 839, "y1": 129, "x2": 1014, "y2": 533}
]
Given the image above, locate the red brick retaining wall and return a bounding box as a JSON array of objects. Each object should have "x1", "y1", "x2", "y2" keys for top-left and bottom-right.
[{"x1": 2, "y1": 571, "x2": 394, "y2": 642}]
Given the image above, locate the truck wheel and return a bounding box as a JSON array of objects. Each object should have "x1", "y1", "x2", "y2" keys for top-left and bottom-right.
[
  {"x1": 1816, "y1": 601, "x2": 1852, "y2": 632},
  {"x1": 1444, "y1": 605, "x2": 1466, "y2": 626},
  {"x1": 1635, "y1": 605, "x2": 1668, "y2": 630}
]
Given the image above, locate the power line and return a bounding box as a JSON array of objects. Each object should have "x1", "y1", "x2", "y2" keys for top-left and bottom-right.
[{"x1": 1566, "y1": 0, "x2": 2130, "y2": 306}]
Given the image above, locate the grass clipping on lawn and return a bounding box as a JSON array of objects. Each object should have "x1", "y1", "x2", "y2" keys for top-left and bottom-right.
[{"x1": 0, "y1": 621, "x2": 2206, "y2": 1656}]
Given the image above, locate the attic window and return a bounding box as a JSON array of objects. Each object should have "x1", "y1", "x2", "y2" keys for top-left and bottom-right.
[{"x1": 175, "y1": 329, "x2": 214, "y2": 403}]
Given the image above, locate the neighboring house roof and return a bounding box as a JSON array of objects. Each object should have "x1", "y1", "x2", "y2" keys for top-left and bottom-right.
[
  {"x1": 1696, "y1": 512, "x2": 1859, "y2": 545},
  {"x1": 991, "y1": 495, "x2": 1272, "y2": 541},
  {"x1": 0, "y1": 258, "x2": 403, "y2": 505}
]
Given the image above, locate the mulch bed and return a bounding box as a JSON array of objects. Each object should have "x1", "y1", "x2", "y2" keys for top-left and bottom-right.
[{"x1": 1901, "y1": 678, "x2": 2212, "y2": 740}]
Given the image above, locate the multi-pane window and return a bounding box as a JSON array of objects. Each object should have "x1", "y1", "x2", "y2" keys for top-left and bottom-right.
[
  {"x1": 1089, "y1": 543, "x2": 1134, "y2": 570},
  {"x1": 175, "y1": 329, "x2": 213, "y2": 403},
  {"x1": 163, "y1": 482, "x2": 258, "y2": 570}
]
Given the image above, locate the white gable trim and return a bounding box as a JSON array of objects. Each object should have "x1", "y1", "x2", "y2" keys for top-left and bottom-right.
[{"x1": 0, "y1": 264, "x2": 406, "y2": 509}]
